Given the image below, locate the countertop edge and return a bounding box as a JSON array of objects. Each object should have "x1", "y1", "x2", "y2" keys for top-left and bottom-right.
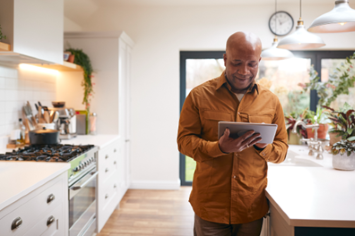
[{"x1": 0, "y1": 163, "x2": 70, "y2": 211}]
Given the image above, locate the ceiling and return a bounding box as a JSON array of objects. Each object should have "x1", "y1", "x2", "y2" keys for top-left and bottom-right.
[{"x1": 90, "y1": 0, "x2": 328, "y2": 7}]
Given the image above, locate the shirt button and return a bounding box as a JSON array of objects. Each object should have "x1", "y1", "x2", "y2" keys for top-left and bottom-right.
[
  {"x1": 237, "y1": 112, "x2": 240, "y2": 114},
  {"x1": 233, "y1": 176, "x2": 236, "y2": 179}
]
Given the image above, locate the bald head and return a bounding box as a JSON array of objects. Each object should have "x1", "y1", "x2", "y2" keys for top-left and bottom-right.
[
  {"x1": 223, "y1": 31, "x2": 262, "y2": 93},
  {"x1": 226, "y1": 31, "x2": 262, "y2": 56}
]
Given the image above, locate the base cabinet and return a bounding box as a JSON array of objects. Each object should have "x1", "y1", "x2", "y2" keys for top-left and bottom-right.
[
  {"x1": 97, "y1": 138, "x2": 129, "y2": 232},
  {"x1": 0, "y1": 172, "x2": 68, "y2": 236}
]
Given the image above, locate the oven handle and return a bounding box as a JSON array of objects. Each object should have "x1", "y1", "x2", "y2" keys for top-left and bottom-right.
[{"x1": 70, "y1": 171, "x2": 98, "y2": 191}]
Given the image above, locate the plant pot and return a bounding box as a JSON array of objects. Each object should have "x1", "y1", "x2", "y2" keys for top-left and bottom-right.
[
  {"x1": 332, "y1": 152, "x2": 355, "y2": 171},
  {"x1": 329, "y1": 132, "x2": 342, "y2": 146},
  {"x1": 306, "y1": 124, "x2": 329, "y2": 139},
  {"x1": 288, "y1": 132, "x2": 301, "y2": 145}
]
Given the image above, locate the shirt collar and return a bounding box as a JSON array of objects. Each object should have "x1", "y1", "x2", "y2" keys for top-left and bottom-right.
[{"x1": 216, "y1": 71, "x2": 259, "y2": 95}]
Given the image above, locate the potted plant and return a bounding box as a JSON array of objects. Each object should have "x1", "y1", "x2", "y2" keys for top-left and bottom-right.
[
  {"x1": 331, "y1": 140, "x2": 355, "y2": 171},
  {"x1": 323, "y1": 104, "x2": 355, "y2": 145},
  {"x1": 285, "y1": 112, "x2": 305, "y2": 144},
  {"x1": 297, "y1": 107, "x2": 329, "y2": 139}
]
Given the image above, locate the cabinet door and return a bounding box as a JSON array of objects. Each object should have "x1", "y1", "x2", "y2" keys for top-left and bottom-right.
[{"x1": 10, "y1": 0, "x2": 63, "y2": 64}]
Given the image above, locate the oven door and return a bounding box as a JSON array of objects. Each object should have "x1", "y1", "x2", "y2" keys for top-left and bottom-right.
[{"x1": 69, "y1": 168, "x2": 98, "y2": 236}]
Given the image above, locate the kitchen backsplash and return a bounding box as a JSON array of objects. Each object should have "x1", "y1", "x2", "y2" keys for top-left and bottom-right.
[{"x1": 0, "y1": 65, "x2": 57, "y2": 140}]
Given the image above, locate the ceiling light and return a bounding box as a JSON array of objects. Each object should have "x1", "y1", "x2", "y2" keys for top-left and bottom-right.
[
  {"x1": 308, "y1": 0, "x2": 355, "y2": 33},
  {"x1": 277, "y1": 0, "x2": 326, "y2": 50},
  {"x1": 261, "y1": 37, "x2": 294, "y2": 60}
]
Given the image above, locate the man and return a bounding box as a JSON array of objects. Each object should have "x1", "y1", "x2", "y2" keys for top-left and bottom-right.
[{"x1": 177, "y1": 32, "x2": 288, "y2": 236}]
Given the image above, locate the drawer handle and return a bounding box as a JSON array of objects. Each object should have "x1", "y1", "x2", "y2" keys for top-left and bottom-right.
[
  {"x1": 105, "y1": 194, "x2": 109, "y2": 199},
  {"x1": 105, "y1": 168, "x2": 109, "y2": 173},
  {"x1": 47, "y1": 216, "x2": 55, "y2": 226},
  {"x1": 11, "y1": 217, "x2": 22, "y2": 230},
  {"x1": 47, "y1": 194, "x2": 55, "y2": 203},
  {"x1": 114, "y1": 149, "x2": 117, "y2": 153},
  {"x1": 105, "y1": 155, "x2": 109, "y2": 159}
]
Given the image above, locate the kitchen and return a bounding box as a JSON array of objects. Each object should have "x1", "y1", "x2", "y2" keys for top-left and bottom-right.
[{"x1": 1, "y1": 0, "x2": 355, "y2": 236}]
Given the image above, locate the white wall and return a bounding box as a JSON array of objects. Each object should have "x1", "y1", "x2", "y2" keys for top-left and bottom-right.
[
  {"x1": 0, "y1": 65, "x2": 57, "y2": 148},
  {"x1": 65, "y1": 3, "x2": 355, "y2": 189},
  {"x1": 64, "y1": 16, "x2": 83, "y2": 32}
]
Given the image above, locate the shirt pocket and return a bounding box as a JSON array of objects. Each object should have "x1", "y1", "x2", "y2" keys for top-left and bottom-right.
[
  {"x1": 202, "y1": 111, "x2": 233, "y2": 140},
  {"x1": 249, "y1": 112, "x2": 274, "y2": 124}
]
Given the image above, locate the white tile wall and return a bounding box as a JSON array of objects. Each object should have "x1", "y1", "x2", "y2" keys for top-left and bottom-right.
[{"x1": 0, "y1": 65, "x2": 57, "y2": 138}]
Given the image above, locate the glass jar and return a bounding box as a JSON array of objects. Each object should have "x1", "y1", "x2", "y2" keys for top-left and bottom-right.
[{"x1": 89, "y1": 112, "x2": 97, "y2": 135}]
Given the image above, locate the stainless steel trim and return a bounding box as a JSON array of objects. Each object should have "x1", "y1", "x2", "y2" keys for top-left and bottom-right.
[
  {"x1": 81, "y1": 217, "x2": 97, "y2": 236},
  {"x1": 71, "y1": 171, "x2": 98, "y2": 191},
  {"x1": 69, "y1": 200, "x2": 96, "y2": 236}
]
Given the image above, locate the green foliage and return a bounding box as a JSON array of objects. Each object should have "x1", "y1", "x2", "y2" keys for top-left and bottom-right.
[
  {"x1": 331, "y1": 139, "x2": 355, "y2": 156},
  {"x1": 65, "y1": 49, "x2": 94, "y2": 110},
  {"x1": 324, "y1": 105, "x2": 355, "y2": 141},
  {"x1": 300, "y1": 53, "x2": 355, "y2": 107},
  {"x1": 0, "y1": 25, "x2": 6, "y2": 41}
]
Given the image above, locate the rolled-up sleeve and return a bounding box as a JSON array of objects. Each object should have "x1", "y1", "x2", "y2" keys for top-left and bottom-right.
[{"x1": 177, "y1": 91, "x2": 225, "y2": 163}]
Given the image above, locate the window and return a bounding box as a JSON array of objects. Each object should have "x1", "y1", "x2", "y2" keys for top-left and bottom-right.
[{"x1": 179, "y1": 50, "x2": 354, "y2": 186}]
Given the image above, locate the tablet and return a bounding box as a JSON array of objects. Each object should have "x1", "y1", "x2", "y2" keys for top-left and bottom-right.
[{"x1": 218, "y1": 121, "x2": 278, "y2": 144}]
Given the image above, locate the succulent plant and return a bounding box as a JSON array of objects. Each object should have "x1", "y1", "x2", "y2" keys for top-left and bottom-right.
[{"x1": 331, "y1": 140, "x2": 355, "y2": 156}]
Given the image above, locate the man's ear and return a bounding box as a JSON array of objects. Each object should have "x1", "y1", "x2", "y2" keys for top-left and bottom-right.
[
  {"x1": 259, "y1": 57, "x2": 262, "y2": 62},
  {"x1": 223, "y1": 53, "x2": 227, "y2": 67}
]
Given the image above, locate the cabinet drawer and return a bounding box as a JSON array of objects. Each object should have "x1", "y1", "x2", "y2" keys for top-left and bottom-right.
[
  {"x1": 0, "y1": 177, "x2": 65, "y2": 236},
  {"x1": 99, "y1": 140, "x2": 119, "y2": 181},
  {"x1": 24, "y1": 203, "x2": 64, "y2": 236},
  {"x1": 100, "y1": 171, "x2": 119, "y2": 210}
]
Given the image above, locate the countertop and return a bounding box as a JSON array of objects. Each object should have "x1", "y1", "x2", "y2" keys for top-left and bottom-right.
[
  {"x1": 60, "y1": 134, "x2": 119, "y2": 149},
  {"x1": 266, "y1": 145, "x2": 355, "y2": 228},
  {"x1": 0, "y1": 162, "x2": 70, "y2": 211}
]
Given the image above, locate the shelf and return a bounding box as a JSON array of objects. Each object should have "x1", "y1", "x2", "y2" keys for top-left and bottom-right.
[
  {"x1": 0, "y1": 42, "x2": 11, "y2": 51},
  {"x1": 34, "y1": 61, "x2": 83, "y2": 72}
]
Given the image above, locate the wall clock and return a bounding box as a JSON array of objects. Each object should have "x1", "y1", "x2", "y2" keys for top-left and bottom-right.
[{"x1": 269, "y1": 11, "x2": 294, "y2": 36}]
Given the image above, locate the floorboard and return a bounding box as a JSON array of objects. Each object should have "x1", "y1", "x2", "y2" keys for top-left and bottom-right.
[{"x1": 97, "y1": 187, "x2": 194, "y2": 236}]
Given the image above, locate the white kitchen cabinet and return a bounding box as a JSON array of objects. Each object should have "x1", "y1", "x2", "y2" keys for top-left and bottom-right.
[
  {"x1": 0, "y1": 172, "x2": 68, "y2": 236},
  {"x1": 97, "y1": 138, "x2": 129, "y2": 232},
  {"x1": 0, "y1": 0, "x2": 63, "y2": 65}
]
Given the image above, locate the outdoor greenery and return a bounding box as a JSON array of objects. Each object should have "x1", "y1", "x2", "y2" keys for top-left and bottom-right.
[
  {"x1": 185, "y1": 156, "x2": 196, "y2": 182},
  {"x1": 0, "y1": 25, "x2": 6, "y2": 41},
  {"x1": 299, "y1": 53, "x2": 355, "y2": 107}
]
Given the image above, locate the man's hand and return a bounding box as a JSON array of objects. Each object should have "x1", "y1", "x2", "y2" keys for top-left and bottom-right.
[
  {"x1": 254, "y1": 143, "x2": 268, "y2": 149},
  {"x1": 219, "y1": 129, "x2": 262, "y2": 154}
]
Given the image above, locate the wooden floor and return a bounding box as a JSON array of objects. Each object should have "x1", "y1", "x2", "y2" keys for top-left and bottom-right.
[{"x1": 97, "y1": 187, "x2": 194, "y2": 236}]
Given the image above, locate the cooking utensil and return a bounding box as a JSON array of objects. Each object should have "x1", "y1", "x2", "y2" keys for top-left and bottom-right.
[
  {"x1": 26, "y1": 101, "x2": 37, "y2": 126},
  {"x1": 29, "y1": 128, "x2": 60, "y2": 145},
  {"x1": 52, "y1": 111, "x2": 59, "y2": 123},
  {"x1": 50, "y1": 110, "x2": 55, "y2": 123},
  {"x1": 43, "y1": 111, "x2": 50, "y2": 123},
  {"x1": 22, "y1": 106, "x2": 35, "y2": 130}
]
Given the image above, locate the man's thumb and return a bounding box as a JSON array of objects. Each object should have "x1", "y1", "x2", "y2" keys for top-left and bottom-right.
[{"x1": 223, "y1": 128, "x2": 230, "y2": 139}]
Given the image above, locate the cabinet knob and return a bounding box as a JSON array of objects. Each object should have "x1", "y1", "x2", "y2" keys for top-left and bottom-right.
[
  {"x1": 105, "y1": 168, "x2": 109, "y2": 173},
  {"x1": 114, "y1": 161, "x2": 117, "y2": 165},
  {"x1": 11, "y1": 217, "x2": 23, "y2": 230},
  {"x1": 47, "y1": 216, "x2": 55, "y2": 226},
  {"x1": 105, "y1": 194, "x2": 108, "y2": 199},
  {"x1": 47, "y1": 194, "x2": 55, "y2": 203},
  {"x1": 105, "y1": 155, "x2": 109, "y2": 159},
  {"x1": 114, "y1": 149, "x2": 117, "y2": 153},
  {"x1": 114, "y1": 184, "x2": 117, "y2": 188}
]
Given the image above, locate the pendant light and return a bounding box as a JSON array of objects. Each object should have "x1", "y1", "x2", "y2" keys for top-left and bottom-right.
[
  {"x1": 308, "y1": 0, "x2": 355, "y2": 33},
  {"x1": 261, "y1": 0, "x2": 294, "y2": 60},
  {"x1": 277, "y1": 0, "x2": 326, "y2": 50},
  {"x1": 261, "y1": 37, "x2": 294, "y2": 60}
]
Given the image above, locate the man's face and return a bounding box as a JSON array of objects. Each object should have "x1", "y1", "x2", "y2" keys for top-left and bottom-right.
[{"x1": 223, "y1": 44, "x2": 261, "y2": 92}]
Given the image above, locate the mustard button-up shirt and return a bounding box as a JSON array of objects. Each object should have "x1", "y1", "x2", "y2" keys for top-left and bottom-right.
[{"x1": 177, "y1": 72, "x2": 288, "y2": 224}]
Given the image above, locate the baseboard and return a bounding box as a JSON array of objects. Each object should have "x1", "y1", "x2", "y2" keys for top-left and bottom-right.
[{"x1": 129, "y1": 179, "x2": 181, "y2": 190}]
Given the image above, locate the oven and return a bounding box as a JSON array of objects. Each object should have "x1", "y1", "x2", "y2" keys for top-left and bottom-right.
[{"x1": 69, "y1": 165, "x2": 98, "y2": 236}]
